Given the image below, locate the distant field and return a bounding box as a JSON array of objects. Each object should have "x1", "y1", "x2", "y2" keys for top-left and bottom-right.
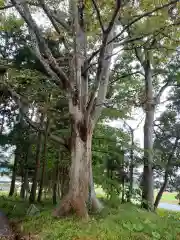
[
  {"x1": 95, "y1": 186, "x2": 179, "y2": 205},
  {"x1": 154, "y1": 191, "x2": 178, "y2": 204},
  {"x1": 0, "y1": 185, "x2": 179, "y2": 205}
]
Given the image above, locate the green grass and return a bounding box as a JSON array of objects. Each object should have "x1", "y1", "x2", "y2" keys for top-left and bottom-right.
[{"x1": 1, "y1": 196, "x2": 180, "y2": 240}]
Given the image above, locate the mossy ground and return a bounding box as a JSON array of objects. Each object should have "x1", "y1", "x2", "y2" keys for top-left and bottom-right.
[{"x1": 0, "y1": 195, "x2": 180, "y2": 240}]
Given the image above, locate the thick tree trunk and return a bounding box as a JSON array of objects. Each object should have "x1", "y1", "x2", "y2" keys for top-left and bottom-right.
[
  {"x1": 9, "y1": 147, "x2": 19, "y2": 197},
  {"x1": 53, "y1": 116, "x2": 100, "y2": 218},
  {"x1": 53, "y1": 132, "x2": 91, "y2": 218},
  {"x1": 142, "y1": 109, "x2": 154, "y2": 210}
]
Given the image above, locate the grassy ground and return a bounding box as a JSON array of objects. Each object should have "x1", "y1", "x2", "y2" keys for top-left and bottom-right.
[{"x1": 0, "y1": 196, "x2": 180, "y2": 240}]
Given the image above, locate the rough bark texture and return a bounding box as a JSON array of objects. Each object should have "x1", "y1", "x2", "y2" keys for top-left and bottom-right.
[{"x1": 53, "y1": 114, "x2": 92, "y2": 218}]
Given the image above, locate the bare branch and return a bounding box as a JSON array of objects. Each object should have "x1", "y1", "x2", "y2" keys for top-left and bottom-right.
[
  {"x1": 91, "y1": 0, "x2": 104, "y2": 32},
  {"x1": 110, "y1": 71, "x2": 144, "y2": 85},
  {"x1": 155, "y1": 81, "x2": 171, "y2": 104}
]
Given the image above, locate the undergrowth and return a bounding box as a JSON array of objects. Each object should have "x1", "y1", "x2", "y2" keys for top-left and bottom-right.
[{"x1": 0, "y1": 196, "x2": 180, "y2": 240}]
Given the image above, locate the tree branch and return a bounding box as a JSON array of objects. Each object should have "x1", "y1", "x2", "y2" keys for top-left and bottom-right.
[
  {"x1": 0, "y1": 4, "x2": 14, "y2": 10},
  {"x1": 11, "y1": 0, "x2": 71, "y2": 90},
  {"x1": 87, "y1": 1, "x2": 121, "y2": 116},
  {"x1": 91, "y1": 0, "x2": 105, "y2": 32},
  {"x1": 7, "y1": 86, "x2": 67, "y2": 147},
  {"x1": 87, "y1": 0, "x2": 179, "y2": 64}
]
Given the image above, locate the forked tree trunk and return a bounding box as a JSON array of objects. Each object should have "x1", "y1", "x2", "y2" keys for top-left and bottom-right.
[{"x1": 53, "y1": 111, "x2": 100, "y2": 218}]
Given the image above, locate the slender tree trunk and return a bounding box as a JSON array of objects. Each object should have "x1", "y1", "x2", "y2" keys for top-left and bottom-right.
[
  {"x1": 154, "y1": 171, "x2": 168, "y2": 210},
  {"x1": 154, "y1": 138, "x2": 178, "y2": 209},
  {"x1": 128, "y1": 131, "x2": 134, "y2": 202},
  {"x1": 37, "y1": 120, "x2": 49, "y2": 203},
  {"x1": 141, "y1": 52, "x2": 154, "y2": 211},
  {"x1": 60, "y1": 166, "x2": 69, "y2": 198},
  {"x1": 142, "y1": 109, "x2": 154, "y2": 210},
  {"x1": 29, "y1": 116, "x2": 43, "y2": 203},
  {"x1": 52, "y1": 160, "x2": 59, "y2": 205},
  {"x1": 9, "y1": 147, "x2": 19, "y2": 196},
  {"x1": 20, "y1": 176, "x2": 25, "y2": 199}
]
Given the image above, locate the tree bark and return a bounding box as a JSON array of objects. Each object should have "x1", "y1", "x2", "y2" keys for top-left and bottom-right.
[
  {"x1": 142, "y1": 107, "x2": 154, "y2": 210},
  {"x1": 29, "y1": 114, "x2": 44, "y2": 203},
  {"x1": 53, "y1": 123, "x2": 92, "y2": 218},
  {"x1": 9, "y1": 147, "x2": 19, "y2": 197},
  {"x1": 37, "y1": 120, "x2": 49, "y2": 203},
  {"x1": 128, "y1": 130, "x2": 134, "y2": 202},
  {"x1": 141, "y1": 51, "x2": 155, "y2": 211},
  {"x1": 52, "y1": 160, "x2": 59, "y2": 205}
]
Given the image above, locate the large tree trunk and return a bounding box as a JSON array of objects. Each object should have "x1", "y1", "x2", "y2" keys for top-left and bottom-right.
[
  {"x1": 53, "y1": 127, "x2": 91, "y2": 218},
  {"x1": 53, "y1": 112, "x2": 100, "y2": 218}
]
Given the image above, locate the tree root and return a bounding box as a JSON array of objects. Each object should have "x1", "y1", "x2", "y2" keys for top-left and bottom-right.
[{"x1": 52, "y1": 194, "x2": 89, "y2": 219}]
